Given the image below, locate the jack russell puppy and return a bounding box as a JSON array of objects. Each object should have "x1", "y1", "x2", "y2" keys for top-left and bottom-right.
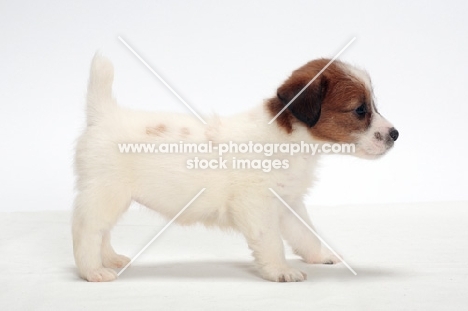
[{"x1": 73, "y1": 54, "x2": 398, "y2": 282}]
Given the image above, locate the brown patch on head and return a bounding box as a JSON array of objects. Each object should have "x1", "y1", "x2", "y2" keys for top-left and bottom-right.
[
  {"x1": 180, "y1": 127, "x2": 190, "y2": 138},
  {"x1": 146, "y1": 124, "x2": 167, "y2": 136},
  {"x1": 266, "y1": 98, "x2": 294, "y2": 134},
  {"x1": 269, "y1": 59, "x2": 373, "y2": 143}
]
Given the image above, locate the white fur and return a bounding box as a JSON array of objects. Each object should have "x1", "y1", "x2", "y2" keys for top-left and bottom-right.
[
  {"x1": 339, "y1": 62, "x2": 373, "y2": 91},
  {"x1": 73, "y1": 54, "x2": 392, "y2": 282}
]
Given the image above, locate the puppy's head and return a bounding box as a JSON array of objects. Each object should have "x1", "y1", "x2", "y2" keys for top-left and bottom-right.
[{"x1": 272, "y1": 59, "x2": 398, "y2": 158}]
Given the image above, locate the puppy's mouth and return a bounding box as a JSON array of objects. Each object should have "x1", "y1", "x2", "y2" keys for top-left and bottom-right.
[{"x1": 354, "y1": 144, "x2": 393, "y2": 160}]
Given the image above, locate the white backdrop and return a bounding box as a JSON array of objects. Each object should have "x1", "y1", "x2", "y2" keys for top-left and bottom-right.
[{"x1": 1, "y1": 0, "x2": 467, "y2": 212}]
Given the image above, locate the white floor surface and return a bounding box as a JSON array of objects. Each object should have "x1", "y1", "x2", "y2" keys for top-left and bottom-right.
[{"x1": 1, "y1": 202, "x2": 467, "y2": 310}]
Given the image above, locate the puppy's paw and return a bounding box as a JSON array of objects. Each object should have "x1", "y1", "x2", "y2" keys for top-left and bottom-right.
[
  {"x1": 103, "y1": 254, "x2": 131, "y2": 269},
  {"x1": 261, "y1": 265, "x2": 307, "y2": 282},
  {"x1": 306, "y1": 249, "x2": 342, "y2": 265},
  {"x1": 86, "y1": 268, "x2": 118, "y2": 282},
  {"x1": 320, "y1": 252, "x2": 341, "y2": 265}
]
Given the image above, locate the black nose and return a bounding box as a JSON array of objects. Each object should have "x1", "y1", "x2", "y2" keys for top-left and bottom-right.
[{"x1": 389, "y1": 128, "x2": 399, "y2": 141}]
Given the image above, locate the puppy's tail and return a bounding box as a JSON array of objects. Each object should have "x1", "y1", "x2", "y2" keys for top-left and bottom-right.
[{"x1": 86, "y1": 53, "x2": 117, "y2": 126}]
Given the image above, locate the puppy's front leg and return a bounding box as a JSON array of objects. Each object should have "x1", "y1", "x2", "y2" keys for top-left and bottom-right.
[
  {"x1": 232, "y1": 199, "x2": 306, "y2": 282},
  {"x1": 279, "y1": 200, "x2": 341, "y2": 265}
]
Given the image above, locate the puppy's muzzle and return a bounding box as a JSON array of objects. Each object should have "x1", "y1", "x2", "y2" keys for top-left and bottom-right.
[{"x1": 375, "y1": 127, "x2": 399, "y2": 148}]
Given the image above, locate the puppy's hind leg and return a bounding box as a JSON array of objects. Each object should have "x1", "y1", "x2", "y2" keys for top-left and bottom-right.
[{"x1": 72, "y1": 186, "x2": 131, "y2": 282}]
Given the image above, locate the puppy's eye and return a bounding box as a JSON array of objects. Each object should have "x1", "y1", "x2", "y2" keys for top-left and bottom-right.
[{"x1": 355, "y1": 104, "x2": 367, "y2": 118}]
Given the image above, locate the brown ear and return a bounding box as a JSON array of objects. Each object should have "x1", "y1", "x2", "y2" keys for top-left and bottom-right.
[{"x1": 277, "y1": 76, "x2": 328, "y2": 127}]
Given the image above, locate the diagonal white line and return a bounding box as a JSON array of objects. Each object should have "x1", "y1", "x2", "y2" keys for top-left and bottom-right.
[
  {"x1": 118, "y1": 36, "x2": 207, "y2": 125},
  {"x1": 268, "y1": 188, "x2": 357, "y2": 275},
  {"x1": 268, "y1": 37, "x2": 356, "y2": 125},
  {"x1": 117, "y1": 188, "x2": 206, "y2": 277}
]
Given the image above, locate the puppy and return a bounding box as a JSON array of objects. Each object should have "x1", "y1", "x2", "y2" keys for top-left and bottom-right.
[{"x1": 73, "y1": 54, "x2": 398, "y2": 282}]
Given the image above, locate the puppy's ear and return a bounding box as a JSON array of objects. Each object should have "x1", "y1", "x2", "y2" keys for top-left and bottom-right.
[{"x1": 277, "y1": 76, "x2": 328, "y2": 127}]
